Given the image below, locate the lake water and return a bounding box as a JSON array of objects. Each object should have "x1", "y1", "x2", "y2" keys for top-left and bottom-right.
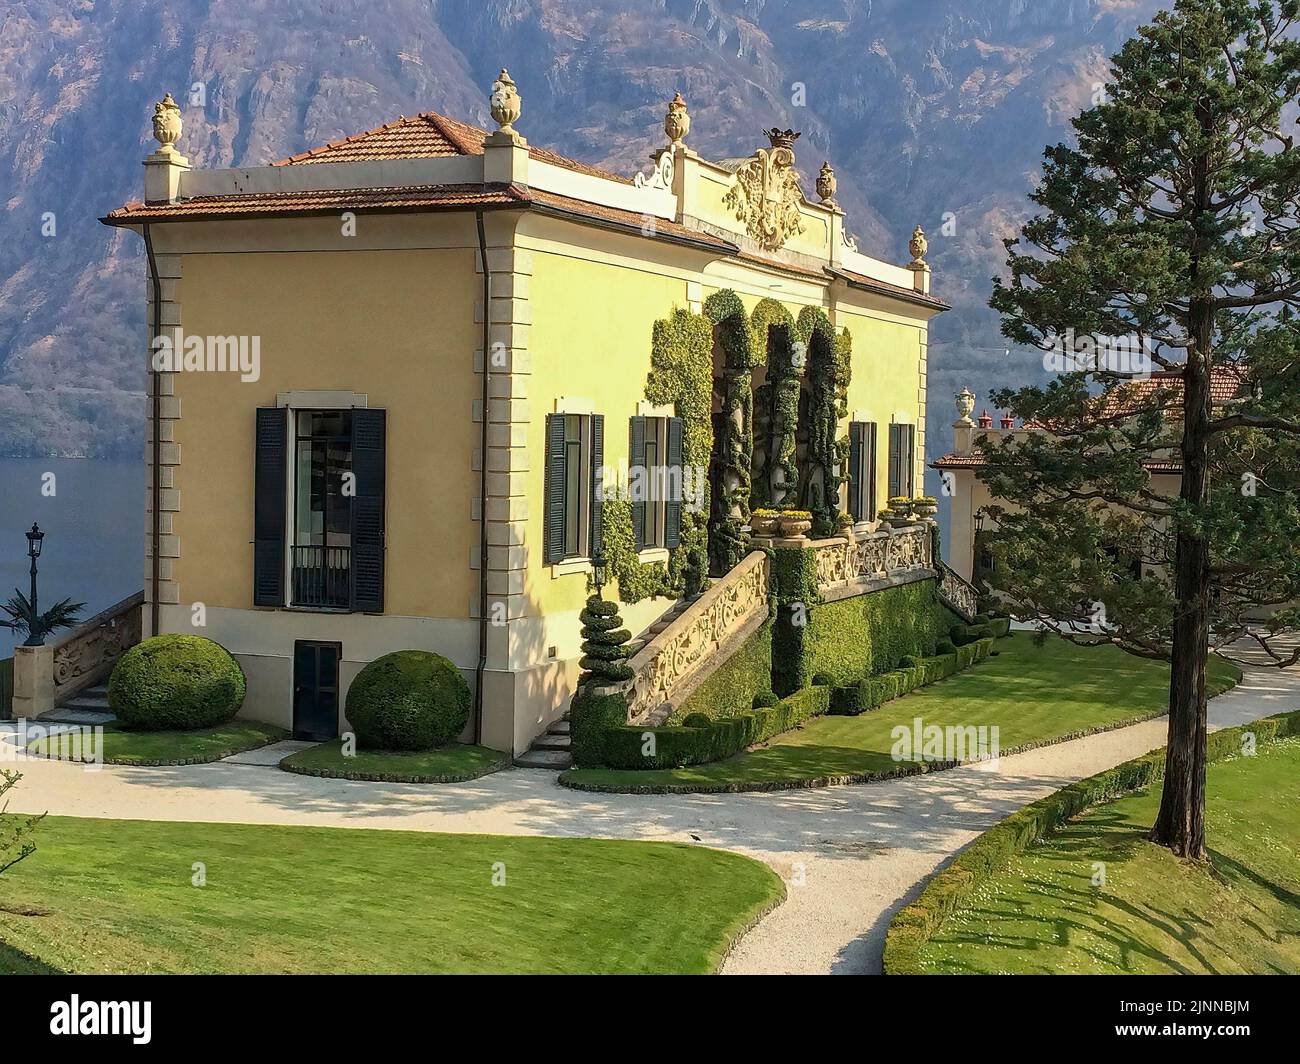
[{"x1": 0, "y1": 458, "x2": 144, "y2": 657}]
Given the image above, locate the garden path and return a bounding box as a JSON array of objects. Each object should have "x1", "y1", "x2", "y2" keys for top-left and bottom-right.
[{"x1": 2, "y1": 639, "x2": 1296, "y2": 974}]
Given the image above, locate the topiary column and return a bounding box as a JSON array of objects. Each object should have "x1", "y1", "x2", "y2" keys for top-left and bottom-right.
[{"x1": 578, "y1": 593, "x2": 633, "y2": 688}]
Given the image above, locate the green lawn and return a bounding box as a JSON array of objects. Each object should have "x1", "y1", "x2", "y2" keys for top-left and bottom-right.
[
  {"x1": 280, "y1": 739, "x2": 509, "y2": 782},
  {"x1": 0, "y1": 816, "x2": 784, "y2": 974},
  {"x1": 918, "y1": 735, "x2": 1300, "y2": 974},
  {"x1": 27, "y1": 720, "x2": 287, "y2": 765},
  {"x1": 560, "y1": 633, "x2": 1241, "y2": 793}
]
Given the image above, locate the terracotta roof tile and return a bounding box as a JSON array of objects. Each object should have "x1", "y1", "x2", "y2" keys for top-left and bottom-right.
[
  {"x1": 829, "y1": 265, "x2": 950, "y2": 312},
  {"x1": 525, "y1": 188, "x2": 735, "y2": 251},
  {"x1": 103, "y1": 183, "x2": 526, "y2": 222},
  {"x1": 271, "y1": 110, "x2": 633, "y2": 185}
]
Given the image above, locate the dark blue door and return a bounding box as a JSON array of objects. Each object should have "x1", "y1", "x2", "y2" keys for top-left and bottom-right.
[{"x1": 293, "y1": 640, "x2": 340, "y2": 741}]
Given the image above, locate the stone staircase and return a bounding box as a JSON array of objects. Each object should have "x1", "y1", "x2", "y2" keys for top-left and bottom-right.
[
  {"x1": 513, "y1": 596, "x2": 691, "y2": 769},
  {"x1": 513, "y1": 715, "x2": 572, "y2": 769},
  {"x1": 38, "y1": 682, "x2": 115, "y2": 726}
]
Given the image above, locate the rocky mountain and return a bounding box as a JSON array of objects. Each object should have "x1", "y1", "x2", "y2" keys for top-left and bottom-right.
[{"x1": 0, "y1": 0, "x2": 1169, "y2": 464}]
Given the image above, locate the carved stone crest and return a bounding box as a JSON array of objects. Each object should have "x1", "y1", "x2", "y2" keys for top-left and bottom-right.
[{"x1": 722, "y1": 128, "x2": 807, "y2": 252}]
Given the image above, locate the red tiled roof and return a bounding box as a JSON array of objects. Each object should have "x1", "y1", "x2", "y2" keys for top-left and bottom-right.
[
  {"x1": 103, "y1": 183, "x2": 527, "y2": 222},
  {"x1": 102, "y1": 182, "x2": 737, "y2": 256},
  {"x1": 271, "y1": 110, "x2": 634, "y2": 185},
  {"x1": 829, "y1": 266, "x2": 950, "y2": 312}
]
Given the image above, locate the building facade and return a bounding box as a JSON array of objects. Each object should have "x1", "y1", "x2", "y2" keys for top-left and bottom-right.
[{"x1": 104, "y1": 76, "x2": 947, "y2": 755}]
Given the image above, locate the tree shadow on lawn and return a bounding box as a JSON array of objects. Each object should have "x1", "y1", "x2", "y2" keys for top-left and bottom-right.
[{"x1": 0, "y1": 938, "x2": 62, "y2": 974}]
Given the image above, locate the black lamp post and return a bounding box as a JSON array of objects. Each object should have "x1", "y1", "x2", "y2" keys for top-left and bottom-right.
[
  {"x1": 24, "y1": 523, "x2": 44, "y2": 647},
  {"x1": 591, "y1": 545, "x2": 608, "y2": 598}
]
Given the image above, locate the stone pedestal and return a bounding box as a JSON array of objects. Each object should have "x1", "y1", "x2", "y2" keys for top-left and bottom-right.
[{"x1": 11, "y1": 644, "x2": 54, "y2": 719}]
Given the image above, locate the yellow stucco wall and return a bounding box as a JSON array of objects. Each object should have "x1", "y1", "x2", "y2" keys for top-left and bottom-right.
[
  {"x1": 173, "y1": 246, "x2": 479, "y2": 620},
  {"x1": 839, "y1": 307, "x2": 925, "y2": 515},
  {"x1": 524, "y1": 247, "x2": 689, "y2": 618}
]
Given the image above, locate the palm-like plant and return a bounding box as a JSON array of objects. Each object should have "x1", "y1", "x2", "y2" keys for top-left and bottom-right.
[{"x1": 0, "y1": 590, "x2": 85, "y2": 643}]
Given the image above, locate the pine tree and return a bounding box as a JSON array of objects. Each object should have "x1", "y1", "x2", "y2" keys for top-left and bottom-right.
[
  {"x1": 985, "y1": 0, "x2": 1300, "y2": 858},
  {"x1": 577, "y1": 593, "x2": 634, "y2": 688}
]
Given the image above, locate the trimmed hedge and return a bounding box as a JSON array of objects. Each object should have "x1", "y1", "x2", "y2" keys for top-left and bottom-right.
[
  {"x1": 590, "y1": 685, "x2": 832, "y2": 770},
  {"x1": 672, "y1": 620, "x2": 773, "y2": 722},
  {"x1": 345, "y1": 650, "x2": 470, "y2": 750},
  {"x1": 882, "y1": 708, "x2": 1300, "y2": 975},
  {"x1": 801, "y1": 580, "x2": 950, "y2": 687},
  {"x1": 108, "y1": 635, "x2": 246, "y2": 730},
  {"x1": 569, "y1": 690, "x2": 632, "y2": 768},
  {"x1": 830, "y1": 639, "x2": 994, "y2": 715}
]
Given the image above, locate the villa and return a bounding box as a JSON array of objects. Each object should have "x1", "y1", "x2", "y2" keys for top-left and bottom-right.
[{"x1": 77, "y1": 72, "x2": 955, "y2": 757}]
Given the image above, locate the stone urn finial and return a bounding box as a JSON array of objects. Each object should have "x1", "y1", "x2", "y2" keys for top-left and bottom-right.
[
  {"x1": 151, "y1": 92, "x2": 183, "y2": 153},
  {"x1": 908, "y1": 224, "x2": 929, "y2": 268},
  {"x1": 490, "y1": 68, "x2": 522, "y2": 134},
  {"x1": 955, "y1": 387, "x2": 975, "y2": 424},
  {"x1": 816, "y1": 160, "x2": 837, "y2": 206},
  {"x1": 665, "y1": 91, "x2": 690, "y2": 148}
]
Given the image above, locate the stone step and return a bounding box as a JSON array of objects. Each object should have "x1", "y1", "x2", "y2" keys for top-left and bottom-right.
[
  {"x1": 531, "y1": 732, "x2": 570, "y2": 751},
  {"x1": 513, "y1": 748, "x2": 573, "y2": 769},
  {"x1": 34, "y1": 709, "x2": 115, "y2": 727},
  {"x1": 547, "y1": 719, "x2": 570, "y2": 735},
  {"x1": 60, "y1": 693, "x2": 111, "y2": 711}
]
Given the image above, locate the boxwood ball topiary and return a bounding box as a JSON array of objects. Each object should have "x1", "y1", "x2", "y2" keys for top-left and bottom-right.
[
  {"x1": 108, "y1": 634, "x2": 246, "y2": 730},
  {"x1": 346, "y1": 650, "x2": 470, "y2": 750}
]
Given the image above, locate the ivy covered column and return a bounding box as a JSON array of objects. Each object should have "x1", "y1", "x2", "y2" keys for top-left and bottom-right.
[
  {"x1": 797, "y1": 307, "x2": 852, "y2": 536},
  {"x1": 750, "y1": 299, "x2": 800, "y2": 509},
  {"x1": 704, "y1": 290, "x2": 756, "y2": 575}
]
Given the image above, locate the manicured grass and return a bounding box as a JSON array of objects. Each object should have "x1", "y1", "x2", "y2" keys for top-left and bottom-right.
[
  {"x1": 27, "y1": 720, "x2": 287, "y2": 765},
  {"x1": 280, "y1": 739, "x2": 509, "y2": 783},
  {"x1": 917, "y1": 735, "x2": 1300, "y2": 974},
  {"x1": 0, "y1": 817, "x2": 784, "y2": 974},
  {"x1": 560, "y1": 633, "x2": 1241, "y2": 793}
]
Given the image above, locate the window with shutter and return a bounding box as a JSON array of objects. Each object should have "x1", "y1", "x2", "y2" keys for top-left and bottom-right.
[
  {"x1": 544, "y1": 412, "x2": 601, "y2": 563},
  {"x1": 543, "y1": 414, "x2": 567, "y2": 564},
  {"x1": 589, "y1": 413, "x2": 604, "y2": 556},
  {"x1": 253, "y1": 407, "x2": 288, "y2": 606},
  {"x1": 349, "y1": 408, "x2": 386, "y2": 612},
  {"x1": 629, "y1": 416, "x2": 648, "y2": 550},
  {"x1": 664, "y1": 416, "x2": 684, "y2": 549},
  {"x1": 888, "y1": 423, "x2": 914, "y2": 500}
]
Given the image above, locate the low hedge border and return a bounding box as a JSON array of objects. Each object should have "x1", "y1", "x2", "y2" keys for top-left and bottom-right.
[
  {"x1": 881, "y1": 703, "x2": 1294, "y2": 976},
  {"x1": 29, "y1": 724, "x2": 289, "y2": 767},
  {"x1": 831, "y1": 639, "x2": 994, "y2": 716},
  {"x1": 558, "y1": 654, "x2": 1243, "y2": 796},
  {"x1": 599, "y1": 685, "x2": 834, "y2": 770},
  {"x1": 278, "y1": 752, "x2": 511, "y2": 785}
]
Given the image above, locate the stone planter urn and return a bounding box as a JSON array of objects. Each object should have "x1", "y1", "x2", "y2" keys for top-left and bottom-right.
[
  {"x1": 778, "y1": 512, "x2": 813, "y2": 538},
  {"x1": 749, "y1": 510, "x2": 780, "y2": 536},
  {"x1": 912, "y1": 499, "x2": 938, "y2": 519}
]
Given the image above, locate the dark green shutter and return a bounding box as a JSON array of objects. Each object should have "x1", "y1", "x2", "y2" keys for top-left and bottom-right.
[
  {"x1": 888, "y1": 423, "x2": 902, "y2": 500},
  {"x1": 848, "y1": 422, "x2": 863, "y2": 521},
  {"x1": 664, "y1": 416, "x2": 683, "y2": 549},
  {"x1": 867, "y1": 422, "x2": 878, "y2": 517},
  {"x1": 543, "y1": 414, "x2": 566, "y2": 564},
  {"x1": 589, "y1": 414, "x2": 604, "y2": 555},
  {"x1": 629, "y1": 416, "x2": 647, "y2": 551},
  {"x1": 349, "y1": 408, "x2": 386, "y2": 612},
  {"x1": 253, "y1": 407, "x2": 288, "y2": 606}
]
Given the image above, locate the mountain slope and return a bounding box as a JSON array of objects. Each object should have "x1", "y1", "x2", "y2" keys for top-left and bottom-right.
[{"x1": 0, "y1": 0, "x2": 1169, "y2": 459}]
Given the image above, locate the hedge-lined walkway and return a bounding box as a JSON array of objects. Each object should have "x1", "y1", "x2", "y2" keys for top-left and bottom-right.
[
  {"x1": 560, "y1": 634, "x2": 1239, "y2": 792},
  {"x1": 2, "y1": 635, "x2": 1294, "y2": 975}
]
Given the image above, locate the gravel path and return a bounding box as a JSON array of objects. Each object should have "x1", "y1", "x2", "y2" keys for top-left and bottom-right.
[{"x1": 2, "y1": 642, "x2": 1296, "y2": 974}]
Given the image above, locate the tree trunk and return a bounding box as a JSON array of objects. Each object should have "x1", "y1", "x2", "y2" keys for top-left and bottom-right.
[{"x1": 1149, "y1": 298, "x2": 1213, "y2": 860}]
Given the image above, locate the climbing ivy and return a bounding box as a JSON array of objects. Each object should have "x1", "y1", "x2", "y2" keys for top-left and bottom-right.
[
  {"x1": 750, "y1": 298, "x2": 800, "y2": 508},
  {"x1": 598, "y1": 497, "x2": 669, "y2": 603},
  {"x1": 645, "y1": 308, "x2": 713, "y2": 594},
  {"x1": 797, "y1": 307, "x2": 852, "y2": 536},
  {"x1": 704, "y1": 289, "x2": 754, "y2": 575}
]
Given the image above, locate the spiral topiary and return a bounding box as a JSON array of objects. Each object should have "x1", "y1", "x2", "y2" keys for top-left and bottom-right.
[
  {"x1": 108, "y1": 634, "x2": 246, "y2": 730},
  {"x1": 578, "y1": 594, "x2": 633, "y2": 687},
  {"x1": 345, "y1": 650, "x2": 470, "y2": 750}
]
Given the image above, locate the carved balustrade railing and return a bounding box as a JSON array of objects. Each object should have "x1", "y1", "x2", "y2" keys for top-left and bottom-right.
[
  {"x1": 809, "y1": 524, "x2": 933, "y2": 593},
  {"x1": 618, "y1": 552, "x2": 769, "y2": 726},
  {"x1": 937, "y1": 561, "x2": 980, "y2": 622},
  {"x1": 52, "y1": 590, "x2": 144, "y2": 702}
]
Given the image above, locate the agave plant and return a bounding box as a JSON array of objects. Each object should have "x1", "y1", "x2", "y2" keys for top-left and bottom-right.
[{"x1": 0, "y1": 590, "x2": 85, "y2": 643}]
